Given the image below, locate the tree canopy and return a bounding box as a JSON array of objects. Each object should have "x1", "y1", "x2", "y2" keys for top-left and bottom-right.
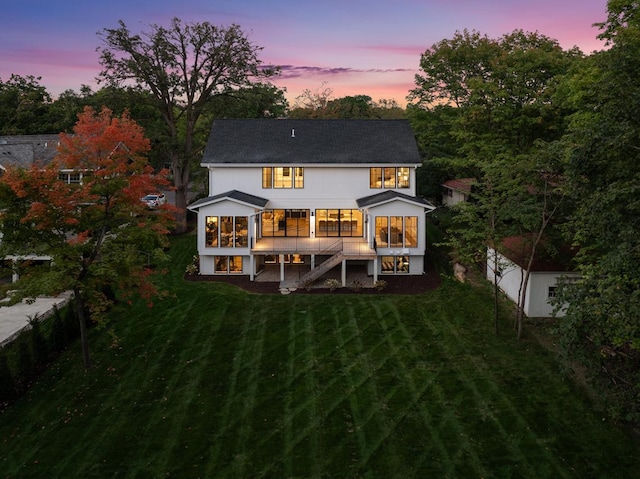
[
  {"x1": 0, "y1": 107, "x2": 172, "y2": 368},
  {"x1": 97, "y1": 18, "x2": 278, "y2": 233}
]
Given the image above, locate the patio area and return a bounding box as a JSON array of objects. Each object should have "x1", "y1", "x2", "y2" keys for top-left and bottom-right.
[{"x1": 254, "y1": 263, "x2": 374, "y2": 289}]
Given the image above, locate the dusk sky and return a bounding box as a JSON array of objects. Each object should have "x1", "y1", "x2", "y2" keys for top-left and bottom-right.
[{"x1": 1, "y1": 0, "x2": 608, "y2": 107}]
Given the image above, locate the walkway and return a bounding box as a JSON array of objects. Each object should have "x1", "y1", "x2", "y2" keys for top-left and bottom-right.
[{"x1": 0, "y1": 292, "x2": 72, "y2": 347}]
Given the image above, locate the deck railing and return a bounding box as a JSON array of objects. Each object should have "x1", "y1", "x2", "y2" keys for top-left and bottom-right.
[{"x1": 252, "y1": 236, "x2": 375, "y2": 257}]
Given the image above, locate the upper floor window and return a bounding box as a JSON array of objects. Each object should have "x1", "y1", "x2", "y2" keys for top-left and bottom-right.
[
  {"x1": 370, "y1": 167, "x2": 409, "y2": 189},
  {"x1": 263, "y1": 167, "x2": 304, "y2": 188}
]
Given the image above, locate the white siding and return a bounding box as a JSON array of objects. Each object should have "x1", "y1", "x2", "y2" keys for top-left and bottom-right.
[
  {"x1": 207, "y1": 165, "x2": 417, "y2": 207},
  {"x1": 486, "y1": 247, "x2": 580, "y2": 318},
  {"x1": 442, "y1": 188, "x2": 467, "y2": 207}
]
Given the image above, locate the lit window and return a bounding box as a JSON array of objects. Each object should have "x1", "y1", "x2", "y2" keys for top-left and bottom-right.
[
  {"x1": 263, "y1": 167, "x2": 304, "y2": 188},
  {"x1": 295, "y1": 167, "x2": 304, "y2": 188},
  {"x1": 397, "y1": 167, "x2": 410, "y2": 188},
  {"x1": 206, "y1": 216, "x2": 247, "y2": 247},
  {"x1": 214, "y1": 256, "x2": 243, "y2": 274},
  {"x1": 370, "y1": 167, "x2": 409, "y2": 189},
  {"x1": 376, "y1": 217, "x2": 389, "y2": 247},
  {"x1": 375, "y1": 216, "x2": 419, "y2": 248},
  {"x1": 370, "y1": 167, "x2": 382, "y2": 188},
  {"x1": 380, "y1": 255, "x2": 410, "y2": 274},
  {"x1": 384, "y1": 167, "x2": 396, "y2": 188},
  {"x1": 262, "y1": 168, "x2": 272, "y2": 189},
  {"x1": 205, "y1": 216, "x2": 218, "y2": 247}
]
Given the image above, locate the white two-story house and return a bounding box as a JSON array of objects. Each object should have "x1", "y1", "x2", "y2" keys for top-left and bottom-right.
[{"x1": 188, "y1": 119, "x2": 435, "y2": 288}]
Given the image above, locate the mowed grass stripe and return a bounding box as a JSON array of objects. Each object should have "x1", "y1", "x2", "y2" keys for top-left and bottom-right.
[
  {"x1": 229, "y1": 313, "x2": 269, "y2": 478},
  {"x1": 439, "y1": 318, "x2": 571, "y2": 478},
  {"x1": 375, "y1": 300, "x2": 484, "y2": 476},
  {"x1": 203, "y1": 301, "x2": 262, "y2": 477},
  {"x1": 148, "y1": 302, "x2": 225, "y2": 477},
  {"x1": 282, "y1": 308, "x2": 321, "y2": 478},
  {"x1": 46, "y1": 297, "x2": 201, "y2": 477},
  {"x1": 127, "y1": 296, "x2": 226, "y2": 474},
  {"x1": 340, "y1": 299, "x2": 405, "y2": 475},
  {"x1": 411, "y1": 288, "x2": 564, "y2": 477},
  {"x1": 96, "y1": 295, "x2": 223, "y2": 477},
  {"x1": 328, "y1": 301, "x2": 397, "y2": 475}
]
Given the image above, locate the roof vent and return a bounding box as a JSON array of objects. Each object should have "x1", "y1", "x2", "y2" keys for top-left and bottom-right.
[{"x1": 291, "y1": 128, "x2": 295, "y2": 138}]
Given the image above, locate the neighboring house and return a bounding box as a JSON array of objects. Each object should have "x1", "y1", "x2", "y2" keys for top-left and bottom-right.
[
  {"x1": 0, "y1": 134, "x2": 92, "y2": 184},
  {"x1": 442, "y1": 178, "x2": 474, "y2": 207},
  {"x1": 0, "y1": 134, "x2": 60, "y2": 173},
  {"x1": 0, "y1": 135, "x2": 62, "y2": 282},
  {"x1": 486, "y1": 236, "x2": 579, "y2": 318},
  {"x1": 188, "y1": 119, "x2": 435, "y2": 288}
]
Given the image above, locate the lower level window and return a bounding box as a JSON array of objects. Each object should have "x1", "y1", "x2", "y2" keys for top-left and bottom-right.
[
  {"x1": 381, "y1": 255, "x2": 409, "y2": 274},
  {"x1": 263, "y1": 254, "x2": 305, "y2": 264},
  {"x1": 215, "y1": 256, "x2": 243, "y2": 273}
]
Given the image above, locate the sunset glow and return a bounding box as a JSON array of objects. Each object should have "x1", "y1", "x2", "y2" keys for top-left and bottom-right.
[{"x1": 0, "y1": 0, "x2": 607, "y2": 107}]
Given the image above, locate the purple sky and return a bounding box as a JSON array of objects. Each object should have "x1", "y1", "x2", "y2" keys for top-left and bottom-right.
[{"x1": 1, "y1": 0, "x2": 608, "y2": 106}]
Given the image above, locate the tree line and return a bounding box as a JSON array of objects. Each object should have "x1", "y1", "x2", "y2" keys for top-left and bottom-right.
[{"x1": 407, "y1": 1, "x2": 640, "y2": 421}]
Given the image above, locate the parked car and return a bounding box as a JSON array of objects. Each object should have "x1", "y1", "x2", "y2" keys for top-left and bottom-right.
[{"x1": 141, "y1": 193, "x2": 166, "y2": 209}]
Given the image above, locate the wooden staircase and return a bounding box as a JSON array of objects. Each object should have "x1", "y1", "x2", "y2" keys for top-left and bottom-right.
[{"x1": 296, "y1": 251, "x2": 345, "y2": 287}]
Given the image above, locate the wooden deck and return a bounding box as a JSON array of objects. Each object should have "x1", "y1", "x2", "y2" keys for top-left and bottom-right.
[{"x1": 251, "y1": 237, "x2": 376, "y2": 258}]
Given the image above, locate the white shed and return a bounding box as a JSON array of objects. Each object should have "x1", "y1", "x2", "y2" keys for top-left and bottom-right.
[{"x1": 486, "y1": 237, "x2": 580, "y2": 318}]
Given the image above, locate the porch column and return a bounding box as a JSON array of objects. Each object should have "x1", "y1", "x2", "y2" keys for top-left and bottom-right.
[
  {"x1": 12, "y1": 259, "x2": 19, "y2": 283},
  {"x1": 373, "y1": 257, "x2": 378, "y2": 284},
  {"x1": 341, "y1": 259, "x2": 347, "y2": 287},
  {"x1": 249, "y1": 255, "x2": 255, "y2": 281},
  {"x1": 310, "y1": 255, "x2": 315, "y2": 270},
  {"x1": 279, "y1": 254, "x2": 285, "y2": 281}
]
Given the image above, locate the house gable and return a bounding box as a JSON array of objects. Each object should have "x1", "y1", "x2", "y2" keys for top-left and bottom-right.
[
  {"x1": 188, "y1": 190, "x2": 269, "y2": 211},
  {"x1": 357, "y1": 190, "x2": 435, "y2": 211}
]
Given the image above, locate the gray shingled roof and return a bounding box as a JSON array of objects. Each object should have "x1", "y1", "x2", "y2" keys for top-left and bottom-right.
[
  {"x1": 357, "y1": 190, "x2": 435, "y2": 210},
  {"x1": 0, "y1": 135, "x2": 60, "y2": 169},
  {"x1": 202, "y1": 119, "x2": 420, "y2": 165},
  {"x1": 188, "y1": 190, "x2": 269, "y2": 210}
]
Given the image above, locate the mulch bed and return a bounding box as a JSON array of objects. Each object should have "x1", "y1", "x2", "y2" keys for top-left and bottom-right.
[{"x1": 185, "y1": 268, "x2": 442, "y2": 295}]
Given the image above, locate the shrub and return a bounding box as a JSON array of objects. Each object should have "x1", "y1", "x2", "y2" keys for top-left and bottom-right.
[
  {"x1": 185, "y1": 255, "x2": 199, "y2": 275},
  {"x1": 374, "y1": 279, "x2": 388, "y2": 291},
  {"x1": 325, "y1": 278, "x2": 341, "y2": 292},
  {"x1": 0, "y1": 353, "x2": 15, "y2": 403},
  {"x1": 349, "y1": 279, "x2": 363, "y2": 293},
  {"x1": 29, "y1": 316, "x2": 49, "y2": 365},
  {"x1": 64, "y1": 304, "x2": 80, "y2": 340},
  {"x1": 50, "y1": 306, "x2": 67, "y2": 353},
  {"x1": 16, "y1": 338, "x2": 34, "y2": 389}
]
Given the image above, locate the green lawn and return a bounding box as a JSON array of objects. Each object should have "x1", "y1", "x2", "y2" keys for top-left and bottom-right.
[{"x1": 1, "y1": 235, "x2": 639, "y2": 478}]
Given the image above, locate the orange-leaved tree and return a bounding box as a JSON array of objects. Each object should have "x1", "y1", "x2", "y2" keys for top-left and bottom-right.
[{"x1": 0, "y1": 106, "x2": 173, "y2": 368}]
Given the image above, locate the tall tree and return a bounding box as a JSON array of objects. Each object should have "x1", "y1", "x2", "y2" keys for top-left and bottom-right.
[
  {"x1": 410, "y1": 29, "x2": 580, "y2": 336},
  {"x1": 206, "y1": 83, "x2": 288, "y2": 119},
  {"x1": 0, "y1": 75, "x2": 53, "y2": 134},
  {"x1": 0, "y1": 107, "x2": 172, "y2": 368},
  {"x1": 555, "y1": 0, "x2": 640, "y2": 417},
  {"x1": 97, "y1": 18, "x2": 276, "y2": 233}
]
